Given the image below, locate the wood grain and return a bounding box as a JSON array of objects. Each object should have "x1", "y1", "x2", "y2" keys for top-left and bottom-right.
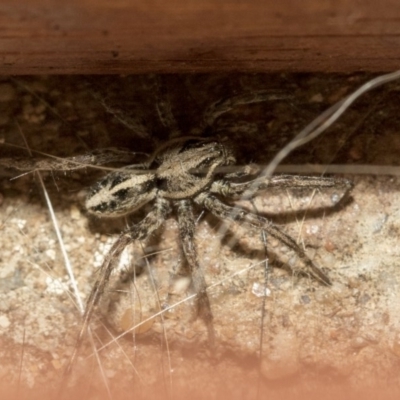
[{"x1": 1, "y1": 0, "x2": 400, "y2": 74}]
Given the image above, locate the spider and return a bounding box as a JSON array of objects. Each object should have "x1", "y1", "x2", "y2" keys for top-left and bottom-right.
[
  {"x1": 1, "y1": 135, "x2": 353, "y2": 369},
  {"x1": 0, "y1": 85, "x2": 353, "y2": 376},
  {"x1": 59, "y1": 135, "x2": 350, "y2": 367}
]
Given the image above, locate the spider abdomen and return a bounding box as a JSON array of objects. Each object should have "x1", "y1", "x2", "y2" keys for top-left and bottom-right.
[{"x1": 86, "y1": 171, "x2": 157, "y2": 216}]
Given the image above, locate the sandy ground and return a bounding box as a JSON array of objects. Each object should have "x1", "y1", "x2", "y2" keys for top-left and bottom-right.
[{"x1": 1, "y1": 74, "x2": 400, "y2": 399}]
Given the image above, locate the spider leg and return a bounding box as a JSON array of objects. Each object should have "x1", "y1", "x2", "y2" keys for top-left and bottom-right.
[
  {"x1": 152, "y1": 76, "x2": 182, "y2": 138},
  {"x1": 211, "y1": 174, "x2": 353, "y2": 198},
  {"x1": 190, "y1": 91, "x2": 288, "y2": 136},
  {"x1": 222, "y1": 163, "x2": 261, "y2": 180},
  {"x1": 176, "y1": 199, "x2": 215, "y2": 346},
  {"x1": 195, "y1": 193, "x2": 331, "y2": 286},
  {"x1": 65, "y1": 197, "x2": 171, "y2": 374},
  {"x1": 87, "y1": 81, "x2": 152, "y2": 140},
  {"x1": 0, "y1": 148, "x2": 142, "y2": 172},
  {"x1": 203, "y1": 91, "x2": 288, "y2": 128}
]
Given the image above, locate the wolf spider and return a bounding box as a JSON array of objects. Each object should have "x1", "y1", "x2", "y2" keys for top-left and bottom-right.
[
  {"x1": 84, "y1": 133, "x2": 351, "y2": 332},
  {"x1": 0, "y1": 88, "x2": 352, "y2": 373}
]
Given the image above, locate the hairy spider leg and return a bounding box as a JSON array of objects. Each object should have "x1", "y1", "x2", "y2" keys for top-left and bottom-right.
[
  {"x1": 176, "y1": 199, "x2": 216, "y2": 346},
  {"x1": 195, "y1": 91, "x2": 289, "y2": 135},
  {"x1": 0, "y1": 148, "x2": 141, "y2": 172},
  {"x1": 151, "y1": 76, "x2": 181, "y2": 138},
  {"x1": 211, "y1": 174, "x2": 353, "y2": 198},
  {"x1": 195, "y1": 192, "x2": 331, "y2": 286},
  {"x1": 65, "y1": 197, "x2": 171, "y2": 375}
]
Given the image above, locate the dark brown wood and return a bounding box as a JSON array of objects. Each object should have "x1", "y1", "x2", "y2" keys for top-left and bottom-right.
[{"x1": 1, "y1": 0, "x2": 400, "y2": 74}]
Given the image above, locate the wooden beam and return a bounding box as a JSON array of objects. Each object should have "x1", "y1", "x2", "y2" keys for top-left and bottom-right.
[{"x1": 1, "y1": 0, "x2": 400, "y2": 74}]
